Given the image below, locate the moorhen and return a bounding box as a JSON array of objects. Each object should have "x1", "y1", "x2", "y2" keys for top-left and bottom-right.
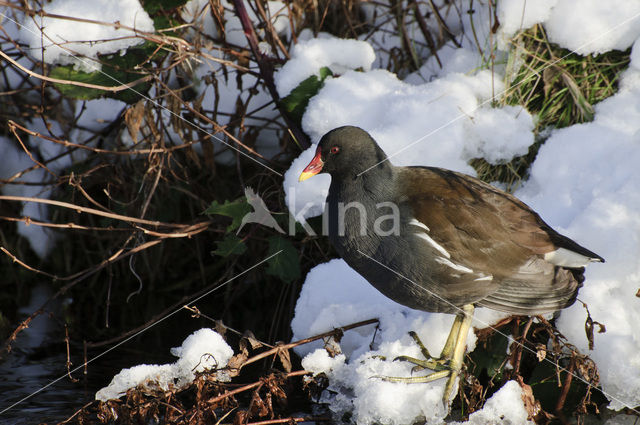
[{"x1": 298, "y1": 126, "x2": 603, "y2": 405}]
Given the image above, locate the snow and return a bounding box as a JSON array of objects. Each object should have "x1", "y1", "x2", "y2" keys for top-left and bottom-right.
[
  {"x1": 517, "y1": 62, "x2": 640, "y2": 410},
  {"x1": 452, "y1": 380, "x2": 534, "y2": 425},
  {"x1": 496, "y1": 0, "x2": 557, "y2": 49},
  {"x1": 2, "y1": 0, "x2": 639, "y2": 420},
  {"x1": 275, "y1": 37, "x2": 376, "y2": 96},
  {"x1": 0, "y1": 138, "x2": 54, "y2": 259},
  {"x1": 497, "y1": 0, "x2": 640, "y2": 55},
  {"x1": 282, "y1": 2, "x2": 640, "y2": 422},
  {"x1": 283, "y1": 66, "x2": 534, "y2": 220},
  {"x1": 291, "y1": 259, "x2": 509, "y2": 423},
  {"x1": 19, "y1": 0, "x2": 154, "y2": 70},
  {"x1": 0, "y1": 98, "x2": 125, "y2": 258},
  {"x1": 544, "y1": 0, "x2": 640, "y2": 55},
  {"x1": 95, "y1": 329, "x2": 233, "y2": 401}
]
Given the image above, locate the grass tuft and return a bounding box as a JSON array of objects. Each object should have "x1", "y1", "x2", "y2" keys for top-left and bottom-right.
[{"x1": 472, "y1": 24, "x2": 630, "y2": 190}]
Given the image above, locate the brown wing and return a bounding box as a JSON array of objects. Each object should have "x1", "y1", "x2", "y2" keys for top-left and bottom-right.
[{"x1": 397, "y1": 166, "x2": 600, "y2": 314}]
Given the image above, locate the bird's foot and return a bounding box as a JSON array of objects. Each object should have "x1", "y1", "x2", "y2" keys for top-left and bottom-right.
[
  {"x1": 374, "y1": 305, "x2": 475, "y2": 406},
  {"x1": 375, "y1": 330, "x2": 454, "y2": 387},
  {"x1": 392, "y1": 331, "x2": 450, "y2": 373}
]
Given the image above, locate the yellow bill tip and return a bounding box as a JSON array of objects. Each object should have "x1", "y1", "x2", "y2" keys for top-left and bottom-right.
[{"x1": 298, "y1": 171, "x2": 316, "y2": 182}]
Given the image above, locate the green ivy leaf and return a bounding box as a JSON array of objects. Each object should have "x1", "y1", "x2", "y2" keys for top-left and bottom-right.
[
  {"x1": 142, "y1": 0, "x2": 190, "y2": 15},
  {"x1": 49, "y1": 47, "x2": 154, "y2": 103},
  {"x1": 204, "y1": 197, "x2": 251, "y2": 232},
  {"x1": 213, "y1": 234, "x2": 247, "y2": 257},
  {"x1": 266, "y1": 236, "x2": 300, "y2": 283},
  {"x1": 468, "y1": 328, "x2": 508, "y2": 381},
  {"x1": 280, "y1": 66, "x2": 333, "y2": 125}
]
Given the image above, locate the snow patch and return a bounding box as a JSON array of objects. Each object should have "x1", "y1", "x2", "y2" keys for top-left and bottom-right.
[
  {"x1": 19, "y1": 0, "x2": 154, "y2": 70},
  {"x1": 275, "y1": 37, "x2": 375, "y2": 97},
  {"x1": 96, "y1": 329, "x2": 233, "y2": 401}
]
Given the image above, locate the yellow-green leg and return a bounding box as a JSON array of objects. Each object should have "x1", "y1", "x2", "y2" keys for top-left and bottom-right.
[
  {"x1": 379, "y1": 304, "x2": 475, "y2": 406},
  {"x1": 443, "y1": 304, "x2": 474, "y2": 404}
]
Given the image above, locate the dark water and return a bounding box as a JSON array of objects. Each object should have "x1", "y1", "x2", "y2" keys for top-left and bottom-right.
[{"x1": 0, "y1": 285, "x2": 177, "y2": 425}]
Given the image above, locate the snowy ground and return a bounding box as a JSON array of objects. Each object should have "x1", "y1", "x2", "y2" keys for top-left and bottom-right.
[
  {"x1": 281, "y1": 1, "x2": 640, "y2": 423},
  {"x1": 2, "y1": 0, "x2": 640, "y2": 423}
]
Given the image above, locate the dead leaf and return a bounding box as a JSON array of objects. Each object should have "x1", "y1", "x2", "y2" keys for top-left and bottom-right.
[
  {"x1": 583, "y1": 302, "x2": 606, "y2": 350},
  {"x1": 125, "y1": 100, "x2": 145, "y2": 143},
  {"x1": 242, "y1": 330, "x2": 263, "y2": 350},
  {"x1": 542, "y1": 67, "x2": 561, "y2": 96},
  {"x1": 276, "y1": 345, "x2": 292, "y2": 372},
  {"x1": 226, "y1": 352, "x2": 248, "y2": 374},
  {"x1": 535, "y1": 343, "x2": 547, "y2": 362},
  {"x1": 214, "y1": 320, "x2": 227, "y2": 339},
  {"x1": 516, "y1": 376, "x2": 548, "y2": 422},
  {"x1": 323, "y1": 335, "x2": 342, "y2": 358}
]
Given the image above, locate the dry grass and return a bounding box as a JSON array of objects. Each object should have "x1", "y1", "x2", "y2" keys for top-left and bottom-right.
[{"x1": 471, "y1": 24, "x2": 630, "y2": 190}]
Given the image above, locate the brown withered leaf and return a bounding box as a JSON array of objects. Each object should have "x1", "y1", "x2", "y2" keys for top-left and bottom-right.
[
  {"x1": 201, "y1": 136, "x2": 215, "y2": 170},
  {"x1": 214, "y1": 320, "x2": 227, "y2": 339},
  {"x1": 535, "y1": 343, "x2": 547, "y2": 362},
  {"x1": 233, "y1": 409, "x2": 249, "y2": 425},
  {"x1": 542, "y1": 67, "x2": 561, "y2": 97},
  {"x1": 241, "y1": 330, "x2": 263, "y2": 350},
  {"x1": 124, "y1": 100, "x2": 145, "y2": 143},
  {"x1": 583, "y1": 303, "x2": 606, "y2": 350},
  {"x1": 226, "y1": 352, "x2": 248, "y2": 376},
  {"x1": 323, "y1": 335, "x2": 342, "y2": 358},
  {"x1": 516, "y1": 376, "x2": 551, "y2": 423},
  {"x1": 276, "y1": 345, "x2": 292, "y2": 372},
  {"x1": 264, "y1": 373, "x2": 287, "y2": 402},
  {"x1": 251, "y1": 391, "x2": 270, "y2": 418}
]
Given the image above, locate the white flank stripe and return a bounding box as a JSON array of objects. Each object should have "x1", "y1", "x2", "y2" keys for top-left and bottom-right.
[
  {"x1": 434, "y1": 256, "x2": 473, "y2": 274},
  {"x1": 474, "y1": 274, "x2": 493, "y2": 281},
  {"x1": 409, "y1": 218, "x2": 430, "y2": 232},
  {"x1": 414, "y1": 232, "x2": 450, "y2": 258}
]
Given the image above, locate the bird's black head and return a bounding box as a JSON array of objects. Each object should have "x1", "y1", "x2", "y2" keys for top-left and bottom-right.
[{"x1": 299, "y1": 126, "x2": 390, "y2": 181}]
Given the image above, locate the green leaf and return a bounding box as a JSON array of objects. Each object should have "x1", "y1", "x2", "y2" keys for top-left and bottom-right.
[
  {"x1": 468, "y1": 328, "x2": 509, "y2": 381},
  {"x1": 213, "y1": 234, "x2": 247, "y2": 257},
  {"x1": 204, "y1": 197, "x2": 251, "y2": 232},
  {"x1": 142, "y1": 0, "x2": 189, "y2": 14},
  {"x1": 266, "y1": 236, "x2": 300, "y2": 283},
  {"x1": 49, "y1": 47, "x2": 154, "y2": 103},
  {"x1": 280, "y1": 66, "x2": 333, "y2": 125}
]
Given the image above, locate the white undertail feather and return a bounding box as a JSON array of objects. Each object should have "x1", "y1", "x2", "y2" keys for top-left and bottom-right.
[{"x1": 544, "y1": 247, "x2": 598, "y2": 267}]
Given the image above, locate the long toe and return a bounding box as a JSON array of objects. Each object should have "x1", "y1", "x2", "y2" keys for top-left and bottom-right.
[
  {"x1": 377, "y1": 369, "x2": 451, "y2": 384},
  {"x1": 392, "y1": 355, "x2": 449, "y2": 372}
]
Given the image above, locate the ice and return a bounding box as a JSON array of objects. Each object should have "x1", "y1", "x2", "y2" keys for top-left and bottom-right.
[{"x1": 95, "y1": 329, "x2": 233, "y2": 401}]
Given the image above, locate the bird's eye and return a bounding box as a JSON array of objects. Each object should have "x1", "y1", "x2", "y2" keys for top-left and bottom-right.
[{"x1": 330, "y1": 146, "x2": 340, "y2": 154}]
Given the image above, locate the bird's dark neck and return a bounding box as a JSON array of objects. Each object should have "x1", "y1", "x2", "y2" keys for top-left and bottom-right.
[
  {"x1": 326, "y1": 163, "x2": 397, "y2": 252},
  {"x1": 328, "y1": 162, "x2": 396, "y2": 204}
]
